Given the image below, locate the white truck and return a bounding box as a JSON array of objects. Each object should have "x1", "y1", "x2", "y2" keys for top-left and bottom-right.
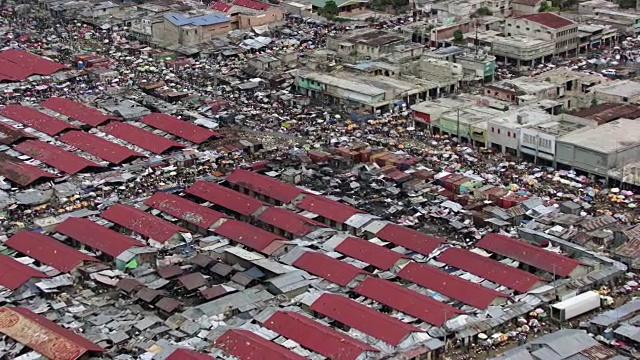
[{"x1": 551, "y1": 291, "x2": 601, "y2": 321}]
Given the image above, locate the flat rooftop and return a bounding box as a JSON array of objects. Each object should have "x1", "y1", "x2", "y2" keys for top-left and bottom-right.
[
  {"x1": 592, "y1": 80, "x2": 640, "y2": 98},
  {"x1": 489, "y1": 109, "x2": 553, "y2": 129},
  {"x1": 559, "y1": 118, "x2": 640, "y2": 153}
]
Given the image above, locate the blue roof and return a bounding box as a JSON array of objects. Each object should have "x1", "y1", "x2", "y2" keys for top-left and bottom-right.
[{"x1": 164, "y1": 13, "x2": 230, "y2": 27}]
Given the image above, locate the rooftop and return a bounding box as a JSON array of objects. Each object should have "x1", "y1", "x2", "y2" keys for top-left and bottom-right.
[
  {"x1": 164, "y1": 12, "x2": 230, "y2": 27},
  {"x1": 40, "y1": 97, "x2": 119, "y2": 127},
  {"x1": 54, "y1": 217, "x2": 143, "y2": 258},
  {"x1": 592, "y1": 80, "x2": 640, "y2": 98},
  {"x1": 0, "y1": 104, "x2": 78, "y2": 136},
  {"x1": 144, "y1": 192, "x2": 228, "y2": 230},
  {"x1": 101, "y1": 204, "x2": 187, "y2": 244},
  {"x1": 558, "y1": 118, "x2": 640, "y2": 154},
  {"x1": 58, "y1": 131, "x2": 145, "y2": 165},
  {"x1": 102, "y1": 122, "x2": 185, "y2": 155},
  {"x1": 15, "y1": 140, "x2": 104, "y2": 175},
  {"x1": 226, "y1": 169, "x2": 307, "y2": 204},
  {"x1": 186, "y1": 180, "x2": 265, "y2": 216},
  {"x1": 140, "y1": 113, "x2": 222, "y2": 144},
  {"x1": 518, "y1": 12, "x2": 576, "y2": 29}
]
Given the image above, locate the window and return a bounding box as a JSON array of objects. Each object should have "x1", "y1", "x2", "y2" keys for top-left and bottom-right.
[
  {"x1": 513, "y1": 132, "x2": 516, "y2": 138},
  {"x1": 498, "y1": 129, "x2": 501, "y2": 134},
  {"x1": 507, "y1": 131, "x2": 511, "y2": 137},
  {"x1": 492, "y1": 127, "x2": 495, "y2": 132}
]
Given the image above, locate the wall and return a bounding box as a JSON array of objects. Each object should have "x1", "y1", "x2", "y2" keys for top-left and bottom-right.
[
  {"x1": 511, "y1": 2, "x2": 540, "y2": 16},
  {"x1": 491, "y1": 38, "x2": 556, "y2": 61},
  {"x1": 488, "y1": 122, "x2": 520, "y2": 150},
  {"x1": 504, "y1": 17, "x2": 578, "y2": 54},
  {"x1": 519, "y1": 127, "x2": 557, "y2": 158},
  {"x1": 238, "y1": 8, "x2": 284, "y2": 29},
  {"x1": 484, "y1": 86, "x2": 517, "y2": 102}
]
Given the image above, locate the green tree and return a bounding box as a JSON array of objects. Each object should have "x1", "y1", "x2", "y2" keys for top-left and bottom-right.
[
  {"x1": 321, "y1": 0, "x2": 340, "y2": 17},
  {"x1": 476, "y1": 6, "x2": 492, "y2": 15},
  {"x1": 453, "y1": 29, "x2": 464, "y2": 44}
]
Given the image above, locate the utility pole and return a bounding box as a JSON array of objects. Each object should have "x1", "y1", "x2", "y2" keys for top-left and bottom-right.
[{"x1": 456, "y1": 107, "x2": 461, "y2": 142}]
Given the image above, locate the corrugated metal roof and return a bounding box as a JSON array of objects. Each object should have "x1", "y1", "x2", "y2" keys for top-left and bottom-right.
[
  {"x1": 15, "y1": 140, "x2": 104, "y2": 175},
  {"x1": 519, "y1": 12, "x2": 575, "y2": 29},
  {"x1": 374, "y1": 223, "x2": 443, "y2": 256},
  {"x1": 102, "y1": 122, "x2": 185, "y2": 154},
  {"x1": 5, "y1": 231, "x2": 98, "y2": 273},
  {"x1": 477, "y1": 233, "x2": 581, "y2": 277},
  {"x1": 166, "y1": 349, "x2": 214, "y2": 360},
  {"x1": 214, "y1": 329, "x2": 306, "y2": 360},
  {"x1": 0, "y1": 253, "x2": 48, "y2": 290},
  {"x1": 334, "y1": 236, "x2": 405, "y2": 271},
  {"x1": 41, "y1": 97, "x2": 119, "y2": 127},
  {"x1": 438, "y1": 247, "x2": 541, "y2": 293},
  {"x1": 140, "y1": 113, "x2": 222, "y2": 144},
  {"x1": 0, "y1": 152, "x2": 57, "y2": 187},
  {"x1": 58, "y1": 131, "x2": 145, "y2": 165},
  {"x1": 186, "y1": 180, "x2": 265, "y2": 216},
  {"x1": 211, "y1": 2, "x2": 233, "y2": 11},
  {"x1": 213, "y1": 219, "x2": 282, "y2": 252},
  {"x1": 101, "y1": 204, "x2": 187, "y2": 244},
  {"x1": 164, "y1": 13, "x2": 230, "y2": 27},
  {"x1": 226, "y1": 169, "x2": 306, "y2": 204},
  {"x1": 0, "y1": 307, "x2": 104, "y2": 360},
  {"x1": 292, "y1": 251, "x2": 368, "y2": 286},
  {"x1": 0, "y1": 49, "x2": 66, "y2": 81},
  {"x1": 0, "y1": 122, "x2": 36, "y2": 145},
  {"x1": 144, "y1": 192, "x2": 228, "y2": 229},
  {"x1": 296, "y1": 194, "x2": 364, "y2": 223},
  {"x1": 55, "y1": 217, "x2": 143, "y2": 258},
  {"x1": 310, "y1": 293, "x2": 422, "y2": 346},
  {"x1": 262, "y1": 311, "x2": 378, "y2": 360},
  {"x1": 257, "y1": 207, "x2": 323, "y2": 237},
  {"x1": 354, "y1": 277, "x2": 463, "y2": 327},
  {"x1": 398, "y1": 262, "x2": 507, "y2": 309},
  {"x1": 0, "y1": 104, "x2": 78, "y2": 136},
  {"x1": 234, "y1": 0, "x2": 270, "y2": 10}
]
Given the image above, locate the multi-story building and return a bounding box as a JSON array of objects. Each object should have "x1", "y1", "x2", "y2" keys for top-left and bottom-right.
[
  {"x1": 590, "y1": 9, "x2": 640, "y2": 34},
  {"x1": 487, "y1": 108, "x2": 554, "y2": 155},
  {"x1": 211, "y1": 0, "x2": 284, "y2": 30},
  {"x1": 504, "y1": 13, "x2": 579, "y2": 57},
  {"x1": 154, "y1": 12, "x2": 232, "y2": 48},
  {"x1": 510, "y1": 0, "x2": 542, "y2": 16},
  {"x1": 476, "y1": 30, "x2": 556, "y2": 68}
]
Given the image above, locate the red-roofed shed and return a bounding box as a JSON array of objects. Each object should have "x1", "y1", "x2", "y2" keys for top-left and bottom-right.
[
  {"x1": 58, "y1": 131, "x2": 145, "y2": 165},
  {"x1": 296, "y1": 194, "x2": 364, "y2": 224},
  {"x1": 214, "y1": 329, "x2": 306, "y2": 360},
  {"x1": 374, "y1": 223, "x2": 443, "y2": 256},
  {"x1": 292, "y1": 251, "x2": 369, "y2": 286},
  {"x1": 397, "y1": 262, "x2": 507, "y2": 309},
  {"x1": 41, "y1": 97, "x2": 119, "y2": 127},
  {"x1": 101, "y1": 204, "x2": 187, "y2": 245},
  {"x1": 262, "y1": 311, "x2": 379, "y2": 360},
  {"x1": 257, "y1": 207, "x2": 324, "y2": 238},
  {"x1": 55, "y1": 217, "x2": 143, "y2": 258},
  {"x1": 0, "y1": 58, "x2": 34, "y2": 81},
  {"x1": 518, "y1": 13, "x2": 575, "y2": 29},
  {"x1": 354, "y1": 277, "x2": 463, "y2": 326},
  {"x1": 0, "y1": 105, "x2": 78, "y2": 136},
  {"x1": 140, "y1": 113, "x2": 222, "y2": 144},
  {"x1": 227, "y1": 169, "x2": 307, "y2": 204},
  {"x1": 15, "y1": 140, "x2": 104, "y2": 175},
  {"x1": 437, "y1": 247, "x2": 542, "y2": 293},
  {"x1": 185, "y1": 180, "x2": 265, "y2": 217},
  {"x1": 0, "y1": 49, "x2": 66, "y2": 76},
  {"x1": 0, "y1": 307, "x2": 104, "y2": 360},
  {"x1": 0, "y1": 152, "x2": 57, "y2": 187},
  {"x1": 0, "y1": 254, "x2": 48, "y2": 290},
  {"x1": 0, "y1": 122, "x2": 36, "y2": 145},
  {"x1": 102, "y1": 122, "x2": 185, "y2": 154},
  {"x1": 144, "y1": 192, "x2": 228, "y2": 231},
  {"x1": 5, "y1": 231, "x2": 98, "y2": 273},
  {"x1": 233, "y1": 0, "x2": 270, "y2": 10},
  {"x1": 213, "y1": 219, "x2": 283, "y2": 252},
  {"x1": 334, "y1": 236, "x2": 406, "y2": 271},
  {"x1": 477, "y1": 233, "x2": 582, "y2": 277},
  {"x1": 310, "y1": 293, "x2": 423, "y2": 346},
  {"x1": 211, "y1": 2, "x2": 233, "y2": 11},
  {"x1": 166, "y1": 349, "x2": 214, "y2": 360}
]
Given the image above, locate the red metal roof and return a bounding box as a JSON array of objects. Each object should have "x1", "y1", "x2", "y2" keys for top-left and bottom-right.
[
  {"x1": 41, "y1": 97, "x2": 119, "y2": 127},
  {"x1": 0, "y1": 254, "x2": 48, "y2": 290},
  {"x1": 214, "y1": 329, "x2": 306, "y2": 360},
  {"x1": 296, "y1": 194, "x2": 364, "y2": 223},
  {"x1": 185, "y1": 180, "x2": 265, "y2": 216},
  {"x1": 292, "y1": 251, "x2": 368, "y2": 286},
  {"x1": 354, "y1": 277, "x2": 463, "y2": 327},
  {"x1": 58, "y1": 131, "x2": 145, "y2": 165},
  {"x1": 263, "y1": 311, "x2": 378, "y2": 360},
  {"x1": 0, "y1": 104, "x2": 78, "y2": 136},
  {"x1": 397, "y1": 262, "x2": 507, "y2": 309},
  {"x1": 310, "y1": 293, "x2": 421, "y2": 346},
  {"x1": 144, "y1": 192, "x2": 228, "y2": 230},
  {"x1": 211, "y1": 1, "x2": 233, "y2": 11},
  {"x1": 477, "y1": 233, "x2": 581, "y2": 278},
  {"x1": 227, "y1": 169, "x2": 307, "y2": 204},
  {"x1": 437, "y1": 247, "x2": 541, "y2": 293},
  {"x1": 0, "y1": 307, "x2": 104, "y2": 360},
  {"x1": 0, "y1": 58, "x2": 33, "y2": 81},
  {"x1": 334, "y1": 237, "x2": 405, "y2": 271},
  {"x1": 140, "y1": 113, "x2": 222, "y2": 144},
  {"x1": 233, "y1": 0, "x2": 270, "y2": 10},
  {"x1": 166, "y1": 349, "x2": 214, "y2": 360},
  {"x1": 14, "y1": 140, "x2": 104, "y2": 175},
  {"x1": 101, "y1": 204, "x2": 187, "y2": 244},
  {"x1": 213, "y1": 219, "x2": 282, "y2": 251},
  {"x1": 257, "y1": 207, "x2": 324, "y2": 237},
  {"x1": 0, "y1": 49, "x2": 66, "y2": 74},
  {"x1": 519, "y1": 13, "x2": 575, "y2": 29},
  {"x1": 0, "y1": 152, "x2": 58, "y2": 187},
  {"x1": 374, "y1": 223, "x2": 443, "y2": 256},
  {"x1": 54, "y1": 217, "x2": 143, "y2": 258},
  {"x1": 102, "y1": 122, "x2": 185, "y2": 154},
  {"x1": 5, "y1": 231, "x2": 98, "y2": 273},
  {"x1": 0, "y1": 122, "x2": 36, "y2": 145}
]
